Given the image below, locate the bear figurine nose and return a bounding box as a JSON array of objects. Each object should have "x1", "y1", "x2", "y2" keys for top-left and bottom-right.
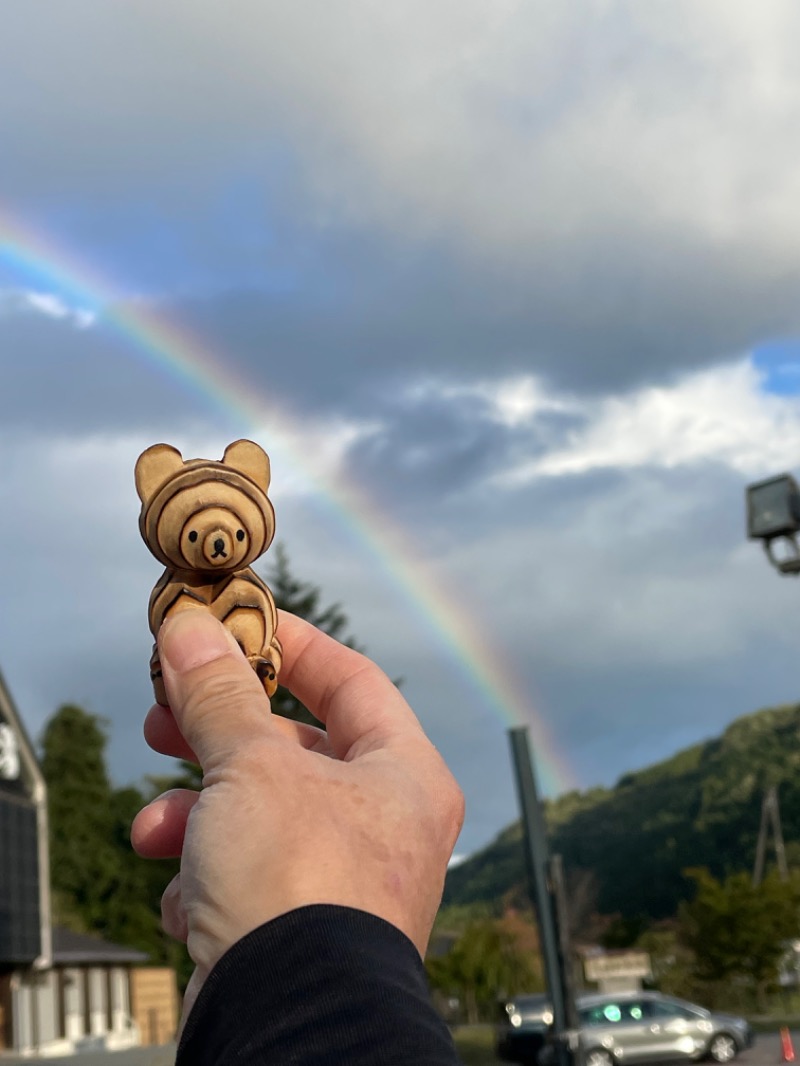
[{"x1": 207, "y1": 533, "x2": 228, "y2": 560}]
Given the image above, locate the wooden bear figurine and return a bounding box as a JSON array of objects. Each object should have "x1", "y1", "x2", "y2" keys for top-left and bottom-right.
[{"x1": 135, "y1": 439, "x2": 282, "y2": 706}]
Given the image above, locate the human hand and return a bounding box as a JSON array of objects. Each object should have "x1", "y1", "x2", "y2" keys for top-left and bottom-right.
[{"x1": 130, "y1": 608, "x2": 464, "y2": 1023}]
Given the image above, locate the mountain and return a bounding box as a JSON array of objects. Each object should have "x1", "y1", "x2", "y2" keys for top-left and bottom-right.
[{"x1": 444, "y1": 702, "x2": 800, "y2": 921}]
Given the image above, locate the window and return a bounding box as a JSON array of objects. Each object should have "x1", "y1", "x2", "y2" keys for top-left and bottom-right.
[
  {"x1": 580, "y1": 1001, "x2": 649, "y2": 1026},
  {"x1": 650, "y1": 1001, "x2": 702, "y2": 1021}
]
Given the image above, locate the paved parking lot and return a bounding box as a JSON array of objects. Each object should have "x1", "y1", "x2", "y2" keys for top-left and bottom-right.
[
  {"x1": 740, "y1": 1030, "x2": 797, "y2": 1064},
  {"x1": 738, "y1": 1031, "x2": 797, "y2": 1066},
  {"x1": 0, "y1": 1046, "x2": 176, "y2": 1065},
  {"x1": 0, "y1": 1030, "x2": 795, "y2": 1063}
]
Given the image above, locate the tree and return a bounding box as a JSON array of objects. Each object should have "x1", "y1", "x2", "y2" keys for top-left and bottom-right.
[
  {"x1": 107, "y1": 784, "x2": 189, "y2": 982},
  {"x1": 635, "y1": 923, "x2": 699, "y2": 1001},
  {"x1": 426, "y1": 917, "x2": 540, "y2": 1024},
  {"x1": 679, "y1": 867, "x2": 800, "y2": 1008},
  {"x1": 40, "y1": 705, "x2": 120, "y2": 931},
  {"x1": 262, "y1": 543, "x2": 363, "y2": 727},
  {"x1": 40, "y1": 704, "x2": 179, "y2": 967}
]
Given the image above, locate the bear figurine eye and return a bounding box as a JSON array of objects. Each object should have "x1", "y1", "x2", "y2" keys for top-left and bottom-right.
[
  {"x1": 188, "y1": 531, "x2": 198, "y2": 543},
  {"x1": 236, "y1": 529, "x2": 245, "y2": 542}
]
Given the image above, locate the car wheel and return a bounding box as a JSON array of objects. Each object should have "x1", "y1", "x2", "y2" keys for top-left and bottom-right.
[
  {"x1": 708, "y1": 1033, "x2": 738, "y2": 1063},
  {"x1": 584, "y1": 1049, "x2": 614, "y2": 1066}
]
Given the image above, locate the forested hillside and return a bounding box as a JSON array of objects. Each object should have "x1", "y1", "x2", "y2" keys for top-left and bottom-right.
[{"x1": 444, "y1": 702, "x2": 800, "y2": 922}]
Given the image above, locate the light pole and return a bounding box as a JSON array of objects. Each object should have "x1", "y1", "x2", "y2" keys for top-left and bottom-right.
[
  {"x1": 745, "y1": 473, "x2": 800, "y2": 574},
  {"x1": 508, "y1": 728, "x2": 581, "y2": 1066}
]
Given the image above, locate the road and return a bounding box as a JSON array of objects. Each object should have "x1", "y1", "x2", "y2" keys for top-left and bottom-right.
[
  {"x1": 740, "y1": 1030, "x2": 798, "y2": 1064},
  {"x1": 0, "y1": 1030, "x2": 795, "y2": 1064},
  {"x1": 0, "y1": 1046, "x2": 176, "y2": 1065}
]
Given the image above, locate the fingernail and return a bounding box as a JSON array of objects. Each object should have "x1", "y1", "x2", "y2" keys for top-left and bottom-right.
[{"x1": 160, "y1": 610, "x2": 240, "y2": 672}]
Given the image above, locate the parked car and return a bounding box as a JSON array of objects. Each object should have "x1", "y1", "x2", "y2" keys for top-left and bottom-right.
[
  {"x1": 496, "y1": 994, "x2": 553, "y2": 1066},
  {"x1": 496, "y1": 990, "x2": 753, "y2": 1066}
]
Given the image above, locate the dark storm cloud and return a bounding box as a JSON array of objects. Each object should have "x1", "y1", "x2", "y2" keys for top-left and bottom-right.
[
  {"x1": 168, "y1": 240, "x2": 800, "y2": 406},
  {"x1": 6, "y1": 227, "x2": 800, "y2": 455},
  {"x1": 4, "y1": 4, "x2": 800, "y2": 402},
  {"x1": 338, "y1": 391, "x2": 590, "y2": 522},
  {"x1": 342, "y1": 389, "x2": 524, "y2": 502}
]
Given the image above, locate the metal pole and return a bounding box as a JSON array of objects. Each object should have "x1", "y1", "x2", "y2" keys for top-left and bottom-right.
[
  {"x1": 509, "y1": 727, "x2": 572, "y2": 1066},
  {"x1": 550, "y1": 853, "x2": 583, "y2": 1066}
]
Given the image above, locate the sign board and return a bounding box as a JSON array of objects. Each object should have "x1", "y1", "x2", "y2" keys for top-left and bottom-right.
[{"x1": 584, "y1": 952, "x2": 652, "y2": 983}]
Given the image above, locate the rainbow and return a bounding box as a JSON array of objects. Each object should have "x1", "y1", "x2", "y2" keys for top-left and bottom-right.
[{"x1": 0, "y1": 208, "x2": 577, "y2": 795}]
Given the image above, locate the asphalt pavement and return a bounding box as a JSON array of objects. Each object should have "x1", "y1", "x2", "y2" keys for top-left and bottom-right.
[
  {"x1": 737, "y1": 1031, "x2": 799, "y2": 1066},
  {"x1": 0, "y1": 1031, "x2": 796, "y2": 1064},
  {"x1": 0, "y1": 1045, "x2": 176, "y2": 1065}
]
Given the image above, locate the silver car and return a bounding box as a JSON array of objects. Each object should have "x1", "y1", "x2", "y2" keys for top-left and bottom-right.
[
  {"x1": 575, "y1": 992, "x2": 752, "y2": 1066},
  {"x1": 498, "y1": 990, "x2": 753, "y2": 1066}
]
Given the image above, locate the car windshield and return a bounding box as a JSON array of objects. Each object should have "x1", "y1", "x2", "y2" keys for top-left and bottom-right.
[
  {"x1": 650, "y1": 1000, "x2": 705, "y2": 1021},
  {"x1": 511, "y1": 996, "x2": 549, "y2": 1015}
]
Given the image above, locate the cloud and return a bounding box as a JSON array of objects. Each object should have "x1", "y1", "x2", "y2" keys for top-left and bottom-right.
[
  {"x1": 496, "y1": 360, "x2": 800, "y2": 485},
  {"x1": 5, "y1": 2, "x2": 800, "y2": 254},
  {"x1": 404, "y1": 376, "x2": 578, "y2": 428},
  {"x1": 0, "y1": 288, "x2": 96, "y2": 329},
  {"x1": 5, "y1": 4, "x2": 800, "y2": 392},
  {"x1": 3, "y1": 352, "x2": 800, "y2": 854},
  {"x1": 22, "y1": 292, "x2": 96, "y2": 329},
  {"x1": 6, "y1": 3, "x2": 800, "y2": 856}
]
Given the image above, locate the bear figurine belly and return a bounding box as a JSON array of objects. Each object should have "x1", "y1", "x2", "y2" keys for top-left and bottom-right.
[{"x1": 135, "y1": 439, "x2": 282, "y2": 706}]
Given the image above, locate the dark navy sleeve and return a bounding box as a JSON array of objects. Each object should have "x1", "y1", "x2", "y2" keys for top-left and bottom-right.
[{"x1": 177, "y1": 905, "x2": 462, "y2": 1065}]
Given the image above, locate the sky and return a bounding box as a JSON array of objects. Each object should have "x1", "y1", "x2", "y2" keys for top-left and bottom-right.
[{"x1": 4, "y1": 2, "x2": 800, "y2": 862}]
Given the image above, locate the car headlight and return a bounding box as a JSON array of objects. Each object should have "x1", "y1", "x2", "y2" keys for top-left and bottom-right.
[
  {"x1": 510, "y1": 1013, "x2": 522, "y2": 1028},
  {"x1": 543, "y1": 1011, "x2": 554, "y2": 1025}
]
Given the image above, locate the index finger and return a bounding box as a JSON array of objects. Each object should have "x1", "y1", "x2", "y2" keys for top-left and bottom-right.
[{"x1": 276, "y1": 610, "x2": 425, "y2": 759}]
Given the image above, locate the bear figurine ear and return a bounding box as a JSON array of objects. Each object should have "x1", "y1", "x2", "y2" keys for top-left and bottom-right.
[
  {"x1": 223, "y1": 439, "x2": 271, "y2": 491},
  {"x1": 135, "y1": 444, "x2": 185, "y2": 504}
]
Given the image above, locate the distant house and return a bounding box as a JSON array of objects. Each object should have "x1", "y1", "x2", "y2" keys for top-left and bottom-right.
[{"x1": 0, "y1": 670, "x2": 177, "y2": 1055}]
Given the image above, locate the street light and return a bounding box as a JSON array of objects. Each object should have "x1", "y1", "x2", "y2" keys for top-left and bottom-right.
[{"x1": 746, "y1": 473, "x2": 800, "y2": 575}]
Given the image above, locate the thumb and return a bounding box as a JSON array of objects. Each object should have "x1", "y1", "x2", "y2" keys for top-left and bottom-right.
[{"x1": 158, "y1": 609, "x2": 273, "y2": 768}]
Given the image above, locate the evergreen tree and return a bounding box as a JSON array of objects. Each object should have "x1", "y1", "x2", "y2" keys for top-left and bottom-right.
[
  {"x1": 107, "y1": 784, "x2": 188, "y2": 979},
  {"x1": 40, "y1": 705, "x2": 120, "y2": 931},
  {"x1": 40, "y1": 705, "x2": 177, "y2": 966},
  {"x1": 263, "y1": 543, "x2": 363, "y2": 727}
]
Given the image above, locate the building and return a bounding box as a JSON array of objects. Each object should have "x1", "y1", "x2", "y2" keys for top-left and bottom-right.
[{"x1": 0, "y1": 671, "x2": 177, "y2": 1056}]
